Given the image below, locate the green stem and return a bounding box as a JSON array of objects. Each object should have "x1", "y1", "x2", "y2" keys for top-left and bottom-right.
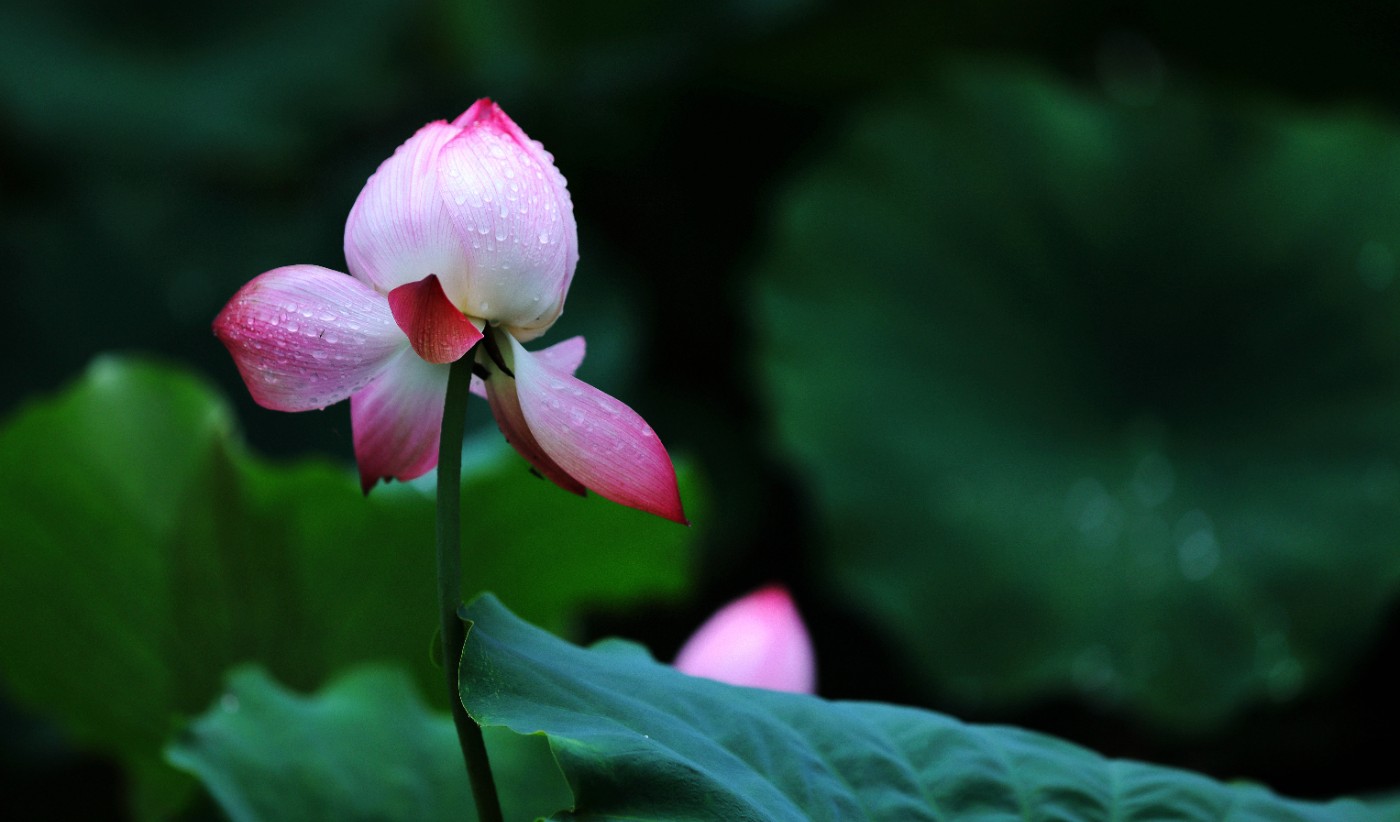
[{"x1": 438, "y1": 350, "x2": 503, "y2": 822}]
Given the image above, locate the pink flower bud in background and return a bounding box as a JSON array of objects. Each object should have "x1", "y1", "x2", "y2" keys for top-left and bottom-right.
[{"x1": 674, "y1": 585, "x2": 816, "y2": 694}]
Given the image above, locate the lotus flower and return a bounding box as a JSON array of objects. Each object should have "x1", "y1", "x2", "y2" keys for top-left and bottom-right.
[
  {"x1": 674, "y1": 586, "x2": 816, "y2": 693},
  {"x1": 214, "y1": 100, "x2": 685, "y2": 523}
]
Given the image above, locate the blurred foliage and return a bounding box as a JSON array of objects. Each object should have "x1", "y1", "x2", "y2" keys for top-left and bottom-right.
[
  {"x1": 457, "y1": 594, "x2": 1382, "y2": 821},
  {"x1": 753, "y1": 61, "x2": 1400, "y2": 728},
  {"x1": 0, "y1": 357, "x2": 701, "y2": 817},
  {"x1": 167, "y1": 665, "x2": 572, "y2": 822},
  {"x1": 168, "y1": 666, "x2": 478, "y2": 822}
]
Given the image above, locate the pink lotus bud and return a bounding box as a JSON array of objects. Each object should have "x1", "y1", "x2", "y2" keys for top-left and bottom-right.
[
  {"x1": 674, "y1": 586, "x2": 816, "y2": 693},
  {"x1": 212, "y1": 100, "x2": 684, "y2": 522},
  {"x1": 343, "y1": 99, "x2": 579, "y2": 344}
]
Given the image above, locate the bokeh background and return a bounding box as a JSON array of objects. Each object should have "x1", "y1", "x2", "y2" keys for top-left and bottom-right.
[{"x1": 4, "y1": 0, "x2": 1400, "y2": 817}]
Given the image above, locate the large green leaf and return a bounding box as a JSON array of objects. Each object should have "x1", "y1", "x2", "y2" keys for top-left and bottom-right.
[
  {"x1": 459, "y1": 594, "x2": 1379, "y2": 821},
  {"x1": 751, "y1": 62, "x2": 1400, "y2": 727},
  {"x1": 166, "y1": 665, "x2": 572, "y2": 822},
  {"x1": 0, "y1": 356, "x2": 700, "y2": 817},
  {"x1": 167, "y1": 666, "x2": 475, "y2": 822}
]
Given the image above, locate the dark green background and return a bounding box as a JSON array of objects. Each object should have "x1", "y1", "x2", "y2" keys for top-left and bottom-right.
[{"x1": 3, "y1": 0, "x2": 1399, "y2": 816}]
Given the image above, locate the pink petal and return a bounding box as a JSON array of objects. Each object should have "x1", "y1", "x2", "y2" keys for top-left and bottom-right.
[
  {"x1": 674, "y1": 586, "x2": 816, "y2": 694},
  {"x1": 350, "y1": 348, "x2": 450, "y2": 493},
  {"x1": 471, "y1": 335, "x2": 585, "y2": 399},
  {"x1": 484, "y1": 362, "x2": 587, "y2": 496},
  {"x1": 344, "y1": 121, "x2": 471, "y2": 297},
  {"x1": 504, "y1": 333, "x2": 686, "y2": 523},
  {"x1": 436, "y1": 101, "x2": 578, "y2": 342},
  {"x1": 387, "y1": 274, "x2": 483, "y2": 364},
  {"x1": 213, "y1": 265, "x2": 403, "y2": 412}
]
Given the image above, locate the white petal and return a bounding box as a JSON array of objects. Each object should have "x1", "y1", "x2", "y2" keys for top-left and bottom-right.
[{"x1": 344, "y1": 121, "x2": 471, "y2": 296}]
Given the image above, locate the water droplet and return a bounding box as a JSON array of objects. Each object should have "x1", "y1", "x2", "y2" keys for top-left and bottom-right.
[
  {"x1": 1361, "y1": 459, "x2": 1400, "y2": 503},
  {"x1": 1072, "y1": 644, "x2": 1120, "y2": 700},
  {"x1": 1255, "y1": 632, "x2": 1304, "y2": 701},
  {"x1": 1177, "y1": 529, "x2": 1219, "y2": 580},
  {"x1": 455, "y1": 194, "x2": 467, "y2": 206},
  {"x1": 495, "y1": 230, "x2": 507, "y2": 241},
  {"x1": 312, "y1": 350, "x2": 328, "y2": 360},
  {"x1": 1064, "y1": 478, "x2": 1123, "y2": 549},
  {"x1": 1358, "y1": 240, "x2": 1395, "y2": 290},
  {"x1": 489, "y1": 144, "x2": 506, "y2": 159},
  {"x1": 538, "y1": 232, "x2": 551, "y2": 244},
  {"x1": 285, "y1": 321, "x2": 299, "y2": 333},
  {"x1": 1130, "y1": 451, "x2": 1174, "y2": 508}
]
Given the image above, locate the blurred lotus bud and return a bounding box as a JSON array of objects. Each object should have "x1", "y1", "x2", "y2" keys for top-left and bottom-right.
[{"x1": 674, "y1": 585, "x2": 816, "y2": 694}]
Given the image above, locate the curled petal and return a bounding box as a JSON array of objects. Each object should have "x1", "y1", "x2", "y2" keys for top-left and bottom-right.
[
  {"x1": 674, "y1": 586, "x2": 816, "y2": 694},
  {"x1": 213, "y1": 265, "x2": 402, "y2": 412},
  {"x1": 437, "y1": 100, "x2": 578, "y2": 341},
  {"x1": 471, "y1": 335, "x2": 585, "y2": 399},
  {"x1": 344, "y1": 121, "x2": 470, "y2": 296},
  {"x1": 387, "y1": 274, "x2": 483, "y2": 364},
  {"x1": 484, "y1": 361, "x2": 587, "y2": 495},
  {"x1": 350, "y1": 349, "x2": 450, "y2": 493},
  {"x1": 504, "y1": 333, "x2": 686, "y2": 523}
]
